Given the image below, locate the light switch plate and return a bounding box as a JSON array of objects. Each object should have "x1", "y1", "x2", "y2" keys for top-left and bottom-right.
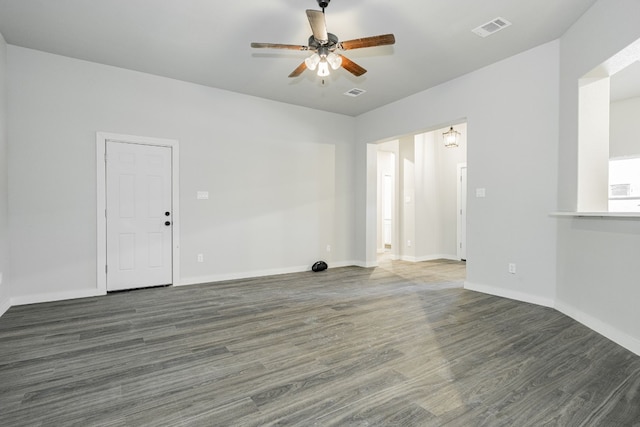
[
  {"x1": 197, "y1": 191, "x2": 209, "y2": 200},
  {"x1": 475, "y1": 188, "x2": 486, "y2": 198}
]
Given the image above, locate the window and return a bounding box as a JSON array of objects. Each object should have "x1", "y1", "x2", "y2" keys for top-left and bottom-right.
[{"x1": 609, "y1": 157, "x2": 640, "y2": 212}]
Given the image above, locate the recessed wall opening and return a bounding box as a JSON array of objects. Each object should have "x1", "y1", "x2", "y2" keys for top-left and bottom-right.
[
  {"x1": 577, "y1": 37, "x2": 640, "y2": 212},
  {"x1": 369, "y1": 123, "x2": 468, "y2": 266}
]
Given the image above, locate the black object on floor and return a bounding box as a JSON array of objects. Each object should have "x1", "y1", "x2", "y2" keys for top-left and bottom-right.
[{"x1": 312, "y1": 261, "x2": 328, "y2": 272}]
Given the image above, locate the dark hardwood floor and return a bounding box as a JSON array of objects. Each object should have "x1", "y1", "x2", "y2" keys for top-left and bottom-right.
[{"x1": 1, "y1": 258, "x2": 639, "y2": 426}]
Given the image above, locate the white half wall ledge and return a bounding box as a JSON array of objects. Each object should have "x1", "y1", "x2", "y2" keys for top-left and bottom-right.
[
  {"x1": 551, "y1": 211, "x2": 640, "y2": 218},
  {"x1": 555, "y1": 300, "x2": 640, "y2": 357},
  {"x1": 10, "y1": 288, "x2": 106, "y2": 307},
  {"x1": 464, "y1": 281, "x2": 555, "y2": 309}
]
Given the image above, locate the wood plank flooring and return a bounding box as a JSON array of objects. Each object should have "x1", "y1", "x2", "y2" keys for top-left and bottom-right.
[{"x1": 1, "y1": 258, "x2": 639, "y2": 426}]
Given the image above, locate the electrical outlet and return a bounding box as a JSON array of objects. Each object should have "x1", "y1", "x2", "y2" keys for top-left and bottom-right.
[
  {"x1": 508, "y1": 263, "x2": 516, "y2": 274},
  {"x1": 197, "y1": 254, "x2": 204, "y2": 263},
  {"x1": 407, "y1": 240, "x2": 412, "y2": 247}
]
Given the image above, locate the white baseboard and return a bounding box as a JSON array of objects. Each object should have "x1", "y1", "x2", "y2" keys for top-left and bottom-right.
[
  {"x1": 329, "y1": 261, "x2": 360, "y2": 269},
  {"x1": 401, "y1": 254, "x2": 460, "y2": 263},
  {"x1": 178, "y1": 261, "x2": 360, "y2": 286},
  {"x1": 0, "y1": 296, "x2": 10, "y2": 318},
  {"x1": 555, "y1": 300, "x2": 640, "y2": 357},
  {"x1": 464, "y1": 282, "x2": 640, "y2": 357},
  {"x1": 352, "y1": 260, "x2": 378, "y2": 268},
  {"x1": 464, "y1": 281, "x2": 555, "y2": 308},
  {"x1": 420, "y1": 254, "x2": 460, "y2": 262},
  {"x1": 11, "y1": 288, "x2": 106, "y2": 306}
]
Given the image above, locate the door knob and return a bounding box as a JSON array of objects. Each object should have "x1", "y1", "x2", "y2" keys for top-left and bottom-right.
[{"x1": 165, "y1": 221, "x2": 171, "y2": 226}]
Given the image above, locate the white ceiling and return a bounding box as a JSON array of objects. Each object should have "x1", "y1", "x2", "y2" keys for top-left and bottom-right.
[{"x1": 0, "y1": 0, "x2": 598, "y2": 116}]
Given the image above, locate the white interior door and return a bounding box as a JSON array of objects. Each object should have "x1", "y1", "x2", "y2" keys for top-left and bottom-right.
[
  {"x1": 106, "y1": 141, "x2": 173, "y2": 291},
  {"x1": 458, "y1": 164, "x2": 467, "y2": 261}
]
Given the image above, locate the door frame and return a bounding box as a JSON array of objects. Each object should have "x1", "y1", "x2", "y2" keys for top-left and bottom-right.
[
  {"x1": 96, "y1": 132, "x2": 180, "y2": 293},
  {"x1": 457, "y1": 162, "x2": 467, "y2": 261}
]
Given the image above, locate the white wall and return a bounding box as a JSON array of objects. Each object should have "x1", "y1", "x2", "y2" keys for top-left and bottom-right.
[
  {"x1": 356, "y1": 40, "x2": 560, "y2": 307},
  {"x1": 610, "y1": 97, "x2": 640, "y2": 158},
  {"x1": 399, "y1": 136, "x2": 416, "y2": 260},
  {"x1": 7, "y1": 46, "x2": 356, "y2": 302},
  {"x1": 0, "y1": 32, "x2": 9, "y2": 315},
  {"x1": 577, "y1": 77, "x2": 610, "y2": 211},
  {"x1": 556, "y1": 0, "x2": 640, "y2": 354},
  {"x1": 414, "y1": 132, "x2": 438, "y2": 259}
]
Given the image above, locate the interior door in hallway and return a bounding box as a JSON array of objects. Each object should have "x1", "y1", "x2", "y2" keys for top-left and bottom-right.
[{"x1": 106, "y1": 141, "x2": 173, "y2": 291}]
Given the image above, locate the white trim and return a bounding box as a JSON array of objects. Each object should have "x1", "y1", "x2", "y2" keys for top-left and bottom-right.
[
  {"x1": 96, "y1": 132, "x2": 180, "y2": 293},
  {"x1": 457, "y1": 163, "x2": 467, "y2": 260},
  {"x1": 329, "y1": 260, "x2": 361, "y2": 269},
  {"x1": 0, "y1": 297, "x2": 10, "y2": 317},
  {"x1": 353, "y1": 261, "x2": 378, "y2": 268},
  {"x1": 555, "y1": 300, "x2": 640, "y2": 357},
  {"x1": 178, "y1": 261, "x2": 359, "y2": 286},
  {"x1": 401, "y1": 254, "x2": 460, "y2": 263},
  {"x1": 11, "y1": 289, "x2": 105, "y2": 307},
  {"x1": 464, "y1": 281, "x2": 555, "y2": 308}
]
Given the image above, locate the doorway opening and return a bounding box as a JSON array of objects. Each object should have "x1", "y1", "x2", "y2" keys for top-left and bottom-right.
[
  {"x1": 376, "y1": 141, "x2": 399, "y2": 260},
  {"x1": 370, "y1": 123, "x2": 467, "y2": 267}
]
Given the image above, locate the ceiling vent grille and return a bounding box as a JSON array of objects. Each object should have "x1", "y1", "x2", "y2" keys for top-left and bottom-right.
[
  {"x1": 472, "y1": 17, "x2": 512, "y2": 38},
  {"x1": 344, "y1": 88, "x2": 366, "y2": 97}
]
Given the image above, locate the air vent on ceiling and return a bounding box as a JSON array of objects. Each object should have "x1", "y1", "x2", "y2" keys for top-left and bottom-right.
[
  {"x1": 344, "y1": 88, "x2": 366, "y2": 97},
  {"x1": 472, "y1": 17, "x2": 512, "y2": 38}
]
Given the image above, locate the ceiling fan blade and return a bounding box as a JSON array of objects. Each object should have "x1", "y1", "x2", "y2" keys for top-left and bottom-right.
[
  {"x1": 339, "y1": 34, "x2": 396, "y2": 50},
  {"x1": 339, "y1": 55, "x2": 367, "y2": 77},
  {"x1": 288, "y1": 61, "x2": 308, "y2": 78},
  {"x1": 251, "y1": 42, "x2": 309, "y2": 51},
  {"x1": 306, "y1": 10, "x2": 328, "y2": 44}
]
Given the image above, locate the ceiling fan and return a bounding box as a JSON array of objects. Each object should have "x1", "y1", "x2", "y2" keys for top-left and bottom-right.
[{"x1": 250, "y1": 0, "x2": 395, "y2": 78}]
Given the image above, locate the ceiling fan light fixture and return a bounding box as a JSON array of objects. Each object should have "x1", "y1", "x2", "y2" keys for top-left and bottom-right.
[
  {"x1": 305, "y1": 53, "x2": 321, "y2": 70},
  {"x1": 327, "y1": 52, "x2": 342, "y2": 70},
  {"x1": 250, "y1": 1, "x2": 395, "y2": 79},
  {"x1": 317, "y1": 59, "x2": 331, "y2": 76}
]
